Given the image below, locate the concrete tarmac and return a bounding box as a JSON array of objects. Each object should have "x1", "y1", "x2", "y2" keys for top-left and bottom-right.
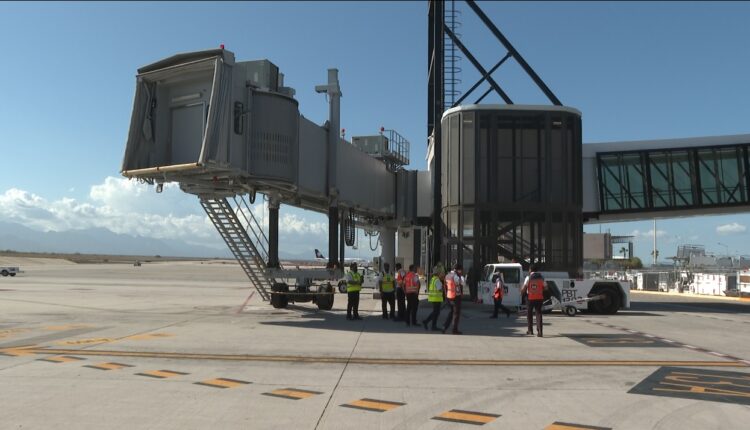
[{"x1": 1, "y1": 261, "x2": 749, "y2": 429}]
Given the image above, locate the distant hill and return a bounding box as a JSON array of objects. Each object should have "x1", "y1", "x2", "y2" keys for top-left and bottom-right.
[{"x1": 0, "y1": 221, "x2": 231, "y2": 258}]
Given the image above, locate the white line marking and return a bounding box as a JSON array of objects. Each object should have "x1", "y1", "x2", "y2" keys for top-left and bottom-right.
[
  {"x1": 709, "y1": 352, "x2": 728, "y2": 357},
  {"x1": 661, "y1": 339, "x2": 676, "y2": 343},
  {"x1": 683, "y1": 345, "x2": 697, "y2": 349}
]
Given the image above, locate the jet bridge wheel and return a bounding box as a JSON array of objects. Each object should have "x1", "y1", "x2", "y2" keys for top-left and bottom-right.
[
  {"x1": 316, "y1": 283, "x2": 334, "y2": 311},
  {"x1": 270, "y1": 283, "x2": 289, "y2": 309},
  {"x1": 1, "y1": 270, "x2": 8, "y2": 277}
]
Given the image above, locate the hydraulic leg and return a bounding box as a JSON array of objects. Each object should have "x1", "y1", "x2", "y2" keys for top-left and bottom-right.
[{"x1": 268, "y1": 200, "x2": 280, "y2": 269}]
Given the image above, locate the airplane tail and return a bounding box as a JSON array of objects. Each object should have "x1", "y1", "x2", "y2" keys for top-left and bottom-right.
[{"x1": 314, "y1": 249, "x2": 325, "y2": 259}]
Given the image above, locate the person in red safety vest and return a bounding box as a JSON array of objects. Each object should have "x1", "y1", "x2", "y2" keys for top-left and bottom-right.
[
  {"x1": 520, "y1": 265, "x2": 547, "y2": 337},
  {"x1": 490, "y1": 270, "x2": 512, "y2": 319},
  {"x1": 442, "y1": 263, "x2": 464, "y2": 335},
  {"x1": 404, "y1": 264, "x2": 421, "y2": 327}
]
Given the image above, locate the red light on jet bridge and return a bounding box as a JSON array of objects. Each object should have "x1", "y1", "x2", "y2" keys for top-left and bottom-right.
[{"x1": 220, "y1": 44, "x2": 225, "y2": 49}]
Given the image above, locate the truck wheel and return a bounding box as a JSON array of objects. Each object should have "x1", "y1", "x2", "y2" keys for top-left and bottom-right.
[
  {"x1": 338, "y1": 281, "x2": 347, "y2": 294},
  {"x1": 1, "y1": 270, "x2": 8, "y2": 277},
  {"x1": 9, "y1": 273, "x2": 16, "y2": 277},
  {"x1": 564, "y1": 306, "x2": 577, "y2": 317},
  {"x1": 270, "y1": 283, "x2": 289, "y2": 309},
  {"x1": 316, "y1": 283, "x2": 334, "y2": 311},
  {"x1": 590, "y1": 287, "x2": 620, "y2": 315}
]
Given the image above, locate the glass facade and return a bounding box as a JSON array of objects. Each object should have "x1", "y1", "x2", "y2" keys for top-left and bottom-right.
[
  {"x1": 598, "y1": 145, "x2": 749, "y2": 213},
  {"x1": 441, "y1": 107, "x2": 583, "y2": 276}
]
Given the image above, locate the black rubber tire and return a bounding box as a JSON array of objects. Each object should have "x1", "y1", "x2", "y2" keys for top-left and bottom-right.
[
  {"x1": 564, "y1": 306, "x2": 577, "y2": 317},
  {"x1": 270, "y1": 283, "x2": 289, "y2": 309},
  {"x1": 338, "y1": 281, "x2": 347, "y2": 294},
  {"x1": 9, "y1": 273, "x2": 16, "y2": 277},
  {"x1": 316, "y1": 283, "x2": 334, "y2": 311},
  {"x1": 590, "y1": 287, "x2": 620, "y2": 315},
  {"x1": 1, "y1": 270, "x2": 8, "y2": 277}
]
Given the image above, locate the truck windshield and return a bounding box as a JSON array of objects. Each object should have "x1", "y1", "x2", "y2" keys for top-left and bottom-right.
[{"x1": 492, "y1": 268, "x2": 520, "y2": 283}]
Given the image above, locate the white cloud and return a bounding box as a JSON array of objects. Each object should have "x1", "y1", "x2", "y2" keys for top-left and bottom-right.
[
  {"x1": 629, "y1": 229, "x2": 667, "y2": 239},
  {"x1": 716, "y1": 222, "x2": 746, "y2": 235},
  {"x1": 0, "y1": 177, "x2": 334, "y2": 255}
]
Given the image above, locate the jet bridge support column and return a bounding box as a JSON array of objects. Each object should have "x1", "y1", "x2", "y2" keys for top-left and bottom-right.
[
  {"x1": 268, "y1": 199, "x2": 280, "y2": 269},
  {"x1": 328, "y1": 204, "x2": 339, "y2": 267},
  {"x1": 379, "y1": 227, "x2": 396, "y2": 269}
]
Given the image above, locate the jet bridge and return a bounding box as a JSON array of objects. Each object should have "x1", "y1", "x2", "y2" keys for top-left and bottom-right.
[
  {"x1": 584, "y1": 134, "x2": 750, "y2": 223},
  {"x1": 121, "y1": 48, "x2": 428, "y2": 307}
]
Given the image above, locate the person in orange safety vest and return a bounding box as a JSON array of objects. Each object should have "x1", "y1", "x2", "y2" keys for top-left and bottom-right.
[
  {"x1": 520, "y1": 265, "x2": 547, "y2": 337},
  {"x1": 441, "y1": 263, "x2": 464, "y2": 335},
  {"x1": 490, "y1": 270, "x2": 512, "y2": 319},
  {"x1": 404, "y1": 264, "x2": 421, "y2": 327}
]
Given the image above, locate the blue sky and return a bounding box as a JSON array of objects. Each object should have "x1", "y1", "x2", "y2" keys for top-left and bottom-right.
[{"x1": 1, "y1": 1, "x2": 749, "y2": 262}]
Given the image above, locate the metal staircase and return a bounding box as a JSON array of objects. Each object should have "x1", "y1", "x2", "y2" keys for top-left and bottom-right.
[{"x1": 200, "y1": 195, "x2": 276, "y2": 301}]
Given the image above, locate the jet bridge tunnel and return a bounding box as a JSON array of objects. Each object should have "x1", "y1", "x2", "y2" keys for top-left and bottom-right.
[{"x1": 583, "y1": 134, "x2": 750, "y2": 223}]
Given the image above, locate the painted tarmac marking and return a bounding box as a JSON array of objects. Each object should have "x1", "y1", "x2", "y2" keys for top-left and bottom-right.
[
  {"x1": 56, "y1": 338, "x2": 114, "y2": 346},
  {"x1": 545, "y1": 422, "x2": 611, "y2": 430},
  {"x1": 10, "y1": 347, "x2": 749, "y2": 367},
  {"x1": 629, "y1": 366, "x2": 750, "y2": 405},
  {"x1": 37, "y1": 355, "x2": 84, "y2": 363},
  {"x1": 262, "y1": 388, "x2": 323, "y2": 400},
  {"x1": 0, "y1": 345, "x2": 37, "y2": 357},
  {"x1": 432, "y1": 409, "x2": 500, "y2": 425},
  {"x1": 134, "y1": 369, "x2": 189, "y2": 379},
  {"x1": 194, "y1": 378, "x2": 251, "y2": 389},
  {"x1": 125, "y1": 333, "x2": 173, "y2": 341},
  {"x1": 340, "y1": 398, "x2": 405, "y2": 412},
  {"x1": 564, "y1": 334, "x2": 675, "y2": 348},
  {"x1": 0, "y1": 328, "x2": 29, "y2": 339},
  {"x1": 83, "y1": 362, "x2": 135, "y2": 371},
  {"x1": 43, "y1": 324, "x2": 91, "y2": 331}
]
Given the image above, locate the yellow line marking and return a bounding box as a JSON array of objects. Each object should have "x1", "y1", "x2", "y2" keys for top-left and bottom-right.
[
  {"x1": 433, "y1": 409, "x2": 500, "y2": 425},
  {"x1": 0, "y1": 328, "x2": 29, "y2": 339},
  {"x1": 11, "y1": 348, "x2": 748, "y2": 367},
  {"x1": 38, "y1": 355, "x2": 84, "y2": 363},
  {"x1": 545, "y1": 423, "x2": 611, "y2": 430},
  {"x1": 195, "y1": 378, "x2": 251, "y2": 389},
  {"x1": 56, "y1": 338, "x2": 113, "y2": 346},
  {"x1": 343, "y1": 398, "x2": 405, "y2": 412},
  {"x1": 43, "y1": 324, "x2": 91, "y2": 331},
  {"x1": 263, "y1": 388, "x2": 322, "y2": 399},
  {"x1": 83, "y1": 362, "x2": 134, "y2": 371},
  {"x1": 135, "y1": 369, "x2": 188, "y2": 379},
  {"x1": 125, "y1": 333, "x2": 174, "y2": 341}
]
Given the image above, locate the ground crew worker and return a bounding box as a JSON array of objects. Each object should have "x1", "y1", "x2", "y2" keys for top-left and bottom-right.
[
  {"x1": 394, "y1": 263, "x2": 407, "y2": 322},
  {"x1": 404, "y1": 264, "x2": 421, "y2": 326},
  {"x1": 490, "y1": 271, "x2": 511, "y2": 319},
  {"x1": 379, "y1": 263, "x2": 396, "y2": 319},
  {"x1": 346, "y1": 262, "x2": 363, "y2": 320},
  {"x1": 442, "y1": 263, "x2": 464, "y2": 335},
  {"x1": 422, "y1": 265, "x2": 445, "y2": 331},
  {"x1": 520, "y1": 265, "x2": 547, "y2": 336}
]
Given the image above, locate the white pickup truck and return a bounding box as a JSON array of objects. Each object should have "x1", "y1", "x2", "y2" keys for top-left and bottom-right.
[
  {"x1": 0, "y1": 266, "x2": 21, "y2": 277},
  {"x1": 337, "y1": 267, "x2": 381, "y2": 293},
  {"x1": 477, "y1": 263, "x2": 630, "y2": 314}
]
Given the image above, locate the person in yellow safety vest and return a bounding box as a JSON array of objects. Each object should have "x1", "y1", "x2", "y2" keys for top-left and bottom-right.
[
  {"x1": 404, "y1": 264, "x2": 421, "y2": 327},
  {"x1": 378, "y1": 263, "x2": 396, "y2": 319},
  {"x1": 421, "y1": 266, "x2": 445, "y2": 331},
  {"x1": 346, "y1": 262, "x2": 363, "y2": 321},
  {"x1": 520, "y1": 265, "x2": 547, "y2": 337},
  {"x1": 442, "y1": 263, "x2": 464, "y2": 334}
]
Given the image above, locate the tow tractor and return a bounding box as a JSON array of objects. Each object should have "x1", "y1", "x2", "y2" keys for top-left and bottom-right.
[
  {"x1": 1, "y1": 266, "x2": 21, "y2": 277},
  {"x1": 477, "y1": 263, "x2": 630, "y2": 315}
]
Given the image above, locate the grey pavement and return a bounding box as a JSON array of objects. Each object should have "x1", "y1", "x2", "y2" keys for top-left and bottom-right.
[{"x1": 1, "y1": 261, "x2": 749, "y2": 429}]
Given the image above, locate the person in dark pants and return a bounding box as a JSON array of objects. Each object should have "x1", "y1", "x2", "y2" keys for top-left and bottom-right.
[
  {"x1": 442, "y1": 263, "x2": 464, "y2": 334},
  {"x1": 394, "y1": 263, "x2": 407, "y2": 322},
  {"x1": 404, "y1": 264, "x2": 421, "y2": 326},
  {"x1": 490, "y1": 271, "x2": 512, "y2": 319},
  {"x1": 422, "y1": 265, "x2": 445, "y2": 331},
  {"x1": 379, "y1": 263, "x2": 396, "y2": 319},
  {"x1": 520, "y1": 265, "x2": 546, "y2": 336},
  {"x1": 346, "y1": 262, "x2": 363, "y2": 320}
]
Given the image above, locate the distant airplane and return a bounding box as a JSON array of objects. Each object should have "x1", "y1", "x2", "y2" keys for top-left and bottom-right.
[{"x1": 314, "y1": 249, "x2": 367, "y2": 264}]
